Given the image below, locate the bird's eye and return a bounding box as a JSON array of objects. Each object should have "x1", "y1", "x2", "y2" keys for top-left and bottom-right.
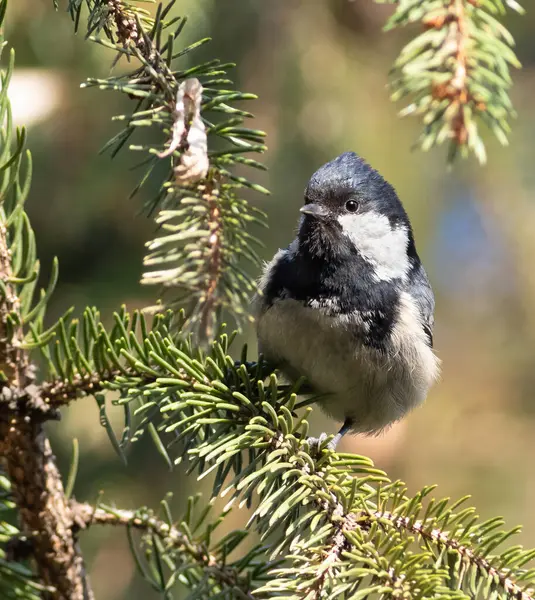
[{"x1": 345, "y1": 200, "x2": 359, "y2": 213}]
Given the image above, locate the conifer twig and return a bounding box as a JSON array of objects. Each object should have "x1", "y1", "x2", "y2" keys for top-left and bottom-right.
[
  {"x1": 0, "y1": 230, "x2": 93, "y2": 599},
  {"x1": 374, "y1": 510, "x2": 535, "y2": 600},
  {"x1": 71, "y1": 501, "x2": 255, "y2": 599},
  {"x1": 0, "y1": 10, "x2": 93, "y2": 592},
  {"x1": 382, "y1": 0, "x2": 524, "y2": 163},
  {"x1": 39, "y1": 371, "x2": 119, "y2": 408},
  {"x1": 66, "y1": 0, "x2": 267, "y2": 340}
]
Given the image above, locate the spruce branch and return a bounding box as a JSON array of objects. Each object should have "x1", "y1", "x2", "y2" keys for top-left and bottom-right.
[
  {"x1": 39, "y1": 372, "x2": 116, "y2": 408},
  {"x1": 0, "y1": 210, "x2": 29, "y2": 390},
  {"x1": 378, "y1": 0, "x2": 524, "y2": 163},
  {"x1": 71, "y1": 499, "x2": 260, "y2": 599},
  {"x1": 372, "y1": 510, "x2": 535, "y2": 600},
  {"x1": 31, "y1": 304, "x2": 535, "y2": 598},
  {"x1": 59, "y1": 0, "x2": 268, "y2": 341},
  {"x1": 104, "y1": 0, "x2": 143, "y2": 47},
  {"x1": 0, "y1": 419, "x2": 93, "y2": 599},
  {"x1": 0, "y1": 9, "x2": 93, "y2": 597}
]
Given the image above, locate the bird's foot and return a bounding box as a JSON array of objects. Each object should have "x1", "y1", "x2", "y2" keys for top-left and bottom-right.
[
  {"x1": 233, "y1": 360, "x2": 258, "y2": 371},
  {"x1": 306, "y1": 433, "x2": 327, "y2": 457},
  {"x1": 224, "y1": 358, "x2": 273, "y2": 388},
  {"x1": 306, "y1": 432, "x2": 340, "y2": 455},
  {"x1": 233, "y1": 356, "x2": 275, "y2": 380},
  {"x1": 306, "y1": 419, "x2": 354, "y2": 455}
]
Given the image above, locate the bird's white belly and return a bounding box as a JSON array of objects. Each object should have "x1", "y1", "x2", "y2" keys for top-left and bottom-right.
[{"x1": 256, "y1": 297, "x2": 439, "y2": 434}]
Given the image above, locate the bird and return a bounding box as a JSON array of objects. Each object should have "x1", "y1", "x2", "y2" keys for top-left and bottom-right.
[{"x1": 253, "y1": 152, "x2": 440, "y2": 448}]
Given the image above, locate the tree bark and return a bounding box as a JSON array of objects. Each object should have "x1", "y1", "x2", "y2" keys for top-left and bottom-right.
[{"x1": 0, "y1": 222, "x2": 93, "y2": 599}]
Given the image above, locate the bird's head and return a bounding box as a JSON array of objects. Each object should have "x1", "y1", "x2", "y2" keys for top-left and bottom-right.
[{"x1": 298, "y1": 152, "x2": 416, "y2": 282}]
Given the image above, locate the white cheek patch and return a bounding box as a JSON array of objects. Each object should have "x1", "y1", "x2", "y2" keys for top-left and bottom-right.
[{"x1": 337, "y1": 211, "x2": 409, "y2": 281}]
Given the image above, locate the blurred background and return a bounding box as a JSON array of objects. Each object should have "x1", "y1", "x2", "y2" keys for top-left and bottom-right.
[{"x1": 5, "y1": 1, "x2": 535, "y2": 597}]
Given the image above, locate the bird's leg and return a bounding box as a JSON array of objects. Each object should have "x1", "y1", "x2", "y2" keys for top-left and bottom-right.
[
  {"x1": 227, "y1": 358, "x2": 272, "y2": 389},
  {"x1": 307, "y1": 418, "x2": 354, "y2": 454},
  {"x1": 327, "y1": 418, "x2": 354, "y2": 450}
]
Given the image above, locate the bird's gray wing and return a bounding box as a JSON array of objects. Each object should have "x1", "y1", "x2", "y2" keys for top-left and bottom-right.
[{"x1": 409, "y1": 263, "x2": 435, "y2": 347}]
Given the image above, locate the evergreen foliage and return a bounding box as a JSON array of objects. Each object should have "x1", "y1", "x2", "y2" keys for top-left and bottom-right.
[
  {"x1": 0, "y1": 1, "x2": 532, "y2": 599},
  {"x1": 69, "y1": 0, "x2": 269, "y2": 339},
  {"x1": 377, "y1": 0, "x2": 523, "y2": 164}
]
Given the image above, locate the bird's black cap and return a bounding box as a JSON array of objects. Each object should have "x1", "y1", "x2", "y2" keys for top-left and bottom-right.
[{"x1": 305, "y1": 152, "x2": 410, "y2": 229}]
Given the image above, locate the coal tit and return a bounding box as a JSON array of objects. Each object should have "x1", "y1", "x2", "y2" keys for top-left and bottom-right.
[{"x1": 254, "y1": 152, "x2": 439, "y2": 445}]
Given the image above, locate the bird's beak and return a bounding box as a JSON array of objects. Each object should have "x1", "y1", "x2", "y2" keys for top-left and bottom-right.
[{"x1": 300, "y1": 203, "x2": 328, "y2": 219}]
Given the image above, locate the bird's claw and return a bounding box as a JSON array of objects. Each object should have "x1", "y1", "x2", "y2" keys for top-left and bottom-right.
[
  {"x1": 306, "y1": 432, "x2": 341, "y2": 455},
  {"x1": 306, "y1": 419, "x2": 353, "y2": 455}
]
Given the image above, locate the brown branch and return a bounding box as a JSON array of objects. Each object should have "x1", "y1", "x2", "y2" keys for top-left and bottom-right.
[
  {"x1": 310, "y1": 522, "x2": 352, "y2": 599},
  {"x1": 71, "y1": 501, "x2": 254, "y2": 599},
  {"x1": 428, "y1": 0, "x2": 487, "y2": 146},
  {"x1": 106, "y1": 0, "x2": 143, "y2": 47},
  {"x1": 0, "y1": 222, "x2": 28, "y2": 387},
  {"x1": 197, "y1": 181, "x2": 223, "y2": 343},
  {"x1": 450, "y1": 0, "x2": 470, "y2": 145},
  {"x1": 1, "y1": 422, "x2": 93, "y2": 599},
  {"x1": 103, "y1": 4, "x2": 219, "y2": 339},
  {"x1": 39, "y1": 372, "x2": 114, "y2": 409},
  {"x1": 1, "y1": 370, "x2": 120, "y2": 417},
  {"x1": 0, "y1": 224, "x2": 92, "y2": 598},
  {"x1": 37, "y1": 366, "x2": 167, "y2": 410}
]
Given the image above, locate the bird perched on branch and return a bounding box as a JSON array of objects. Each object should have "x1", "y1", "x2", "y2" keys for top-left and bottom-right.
[{"x1": 254, "y1": 152, "x2": 439, "y2": 448}]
